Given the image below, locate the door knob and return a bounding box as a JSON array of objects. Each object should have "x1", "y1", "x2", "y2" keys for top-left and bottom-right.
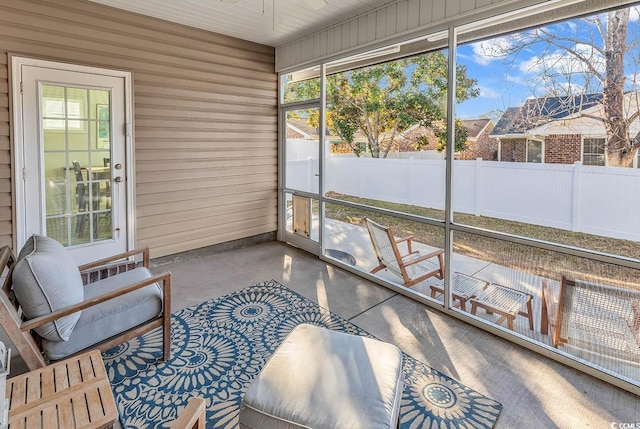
[{"x1": 115, "y1": 176, "x2": 123, "y2": 183}]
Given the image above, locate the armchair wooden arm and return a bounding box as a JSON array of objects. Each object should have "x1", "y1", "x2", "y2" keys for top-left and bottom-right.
[
  {"x1": 402, "y1": 249, "x2": 444, "y2": 268},
  {"x1": 394, "y1": 235, "x2": 414, "y2": 253},
  {"x1": 78, "y1": 247, "x2": 151, "y2": 271},
  {"x1": 171, "y1": 397, "x2": 206, "y2": 429}
]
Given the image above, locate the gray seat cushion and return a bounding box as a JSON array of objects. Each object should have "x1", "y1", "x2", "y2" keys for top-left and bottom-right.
[
  {"x1": 43, "y1": 267, "x2": 163, "y2": 361},
  {"x1": 239, "y1": 324, "x2": 404, "y2": 429},
  {"x1": 12, "y1": 235, "x2": 84, "y2": 341}
]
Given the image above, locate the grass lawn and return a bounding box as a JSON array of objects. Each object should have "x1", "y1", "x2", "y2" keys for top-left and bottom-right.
[{"x1": 325, "y1": 193, "x2": 640, "y2": 287}]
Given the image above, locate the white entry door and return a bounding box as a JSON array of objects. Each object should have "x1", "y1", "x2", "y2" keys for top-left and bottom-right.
[{"x1": 12, "y1": 58, "x2": 133, "y2": 264}]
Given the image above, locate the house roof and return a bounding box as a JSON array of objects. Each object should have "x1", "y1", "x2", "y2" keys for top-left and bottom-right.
[
  {"x1": 491, "y1": 94, "x2": 603, "y2": 136},
  {"x1": 461, "y1": 119, "x2": 492, "y2": 139}
]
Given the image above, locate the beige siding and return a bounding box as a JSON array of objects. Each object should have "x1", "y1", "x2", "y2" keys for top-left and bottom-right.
[
  {"x1": 0, "y1": 0, "x2": 277, "y2": 257},
  {"x1": 275, "y1": 0, "x2": 638, "y2": 72}
]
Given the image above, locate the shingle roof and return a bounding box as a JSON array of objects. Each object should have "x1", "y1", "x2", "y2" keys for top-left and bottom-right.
[
  {"x1": 491, "y1": 94, "x2": 603, "y2": 136},
  {"x1": 461, "y1": 118, "x2": 491, "y2": 138}
]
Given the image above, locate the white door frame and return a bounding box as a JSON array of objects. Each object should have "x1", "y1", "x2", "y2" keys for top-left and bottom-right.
[{"x1": 11, "y1": 56, "x2": 135, "y2": 256}]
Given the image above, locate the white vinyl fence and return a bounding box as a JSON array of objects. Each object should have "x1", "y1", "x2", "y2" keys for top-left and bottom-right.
[{"x1": 286, "y1": 156, "x2": 640, "y2": 241}]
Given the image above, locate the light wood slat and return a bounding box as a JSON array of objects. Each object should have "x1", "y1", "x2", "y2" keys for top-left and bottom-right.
[
  {"x1": 0, "y1": 93, "x2": 7, "y2": 108},
  {"x1": 56, "y1": 400, "x2": 74, "y2": 429},
  {"x1": 24, "y1": 408, "x2": 41, "y2": 429},
  {"x1": 84, "y1": 389, "x2": 103, "y2": 424},
  {"x1": 53, "y1": 365, "x2": 70, "y2": 392},
  {"x1": 25, "y1": 373, "x2": 41, "y2": 403},
  {"x1": 41, "y1": 405, "x2": 57, "y2": 429},
  {"x1": 9, "y1": 377, "x2": 26, "y2": 410},
  {"x1": 40, "y1": 370, "x2": 54, "y2": 398},
  {"x1": 8, "y1": 350, "x2": 118, "y2": 429}
]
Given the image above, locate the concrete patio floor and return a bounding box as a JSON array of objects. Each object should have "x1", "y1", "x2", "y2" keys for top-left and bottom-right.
[{"x1": 152, "y1": 239, "x2": 638, "y2": 428}]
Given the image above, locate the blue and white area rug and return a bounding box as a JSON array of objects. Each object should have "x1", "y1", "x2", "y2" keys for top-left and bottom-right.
[{"x1": 103, "y1": 280, "x2": 502, "y2": 428}]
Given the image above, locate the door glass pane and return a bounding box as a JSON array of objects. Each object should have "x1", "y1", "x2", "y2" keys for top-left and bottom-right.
[{"x1": 41, "y1": 84, "x2": 113, "y2": 247}]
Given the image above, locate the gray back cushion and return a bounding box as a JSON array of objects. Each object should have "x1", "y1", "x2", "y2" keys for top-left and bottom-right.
[{"x1": 12, "y1": 235, "x2": 84, "y2": 341}]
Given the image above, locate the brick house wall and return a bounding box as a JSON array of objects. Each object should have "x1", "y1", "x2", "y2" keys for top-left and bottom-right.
[
  {"x1": 499, "y1": 138, "x2": 527, "y2": 162},
  {"x1": 499, "y1": 134, "x2": 582, "y2": 163},
  {"x1": 459, "y1": 123, "x2": 499, "y2": 160},
  {"x1": 544, "y1": 134, "x2": 582, "y2": 164}
]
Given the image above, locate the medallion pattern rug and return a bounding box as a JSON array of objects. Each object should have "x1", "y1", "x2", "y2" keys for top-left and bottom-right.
[{"x1": 103, "y1": 280, "x2": 502, "y2": 428}]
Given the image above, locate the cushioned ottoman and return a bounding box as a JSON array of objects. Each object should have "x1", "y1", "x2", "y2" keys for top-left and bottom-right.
[{"x1": 239, "y1": 324, "x2": 404, "y2": 429}]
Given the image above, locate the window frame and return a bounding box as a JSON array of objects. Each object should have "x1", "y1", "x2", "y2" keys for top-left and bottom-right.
[{"x1": 582, "y1": 136, "x2": 607, "y2": 166}]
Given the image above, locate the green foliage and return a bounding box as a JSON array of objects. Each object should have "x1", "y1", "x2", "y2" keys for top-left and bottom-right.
[{"x1": 284, "y1": 51, "x2": 479, "y2": 157}]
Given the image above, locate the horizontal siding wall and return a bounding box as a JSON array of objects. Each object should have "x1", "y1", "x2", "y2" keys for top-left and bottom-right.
[
  {"x1": 275, "y1": 0, "x2": 638, "y2": 72},
  {"x1": 0, "y1": 0, "x2": 277, "y2": 257},
  {"x1": 276, "y1": 0, "x2": 545, "y2": 71}
]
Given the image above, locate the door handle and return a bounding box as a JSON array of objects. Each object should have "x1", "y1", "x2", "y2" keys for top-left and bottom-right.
[{"x1": 115, "y1": 176, "x2": 123, "y2": 183}]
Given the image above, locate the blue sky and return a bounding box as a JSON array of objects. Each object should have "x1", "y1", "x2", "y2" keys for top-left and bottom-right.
[{"x1": 454, "y1": 6, "x2": 640, "y2": 120}]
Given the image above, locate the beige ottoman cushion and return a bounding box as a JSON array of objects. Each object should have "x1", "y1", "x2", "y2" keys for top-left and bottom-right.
[{"x1": 239, "y1": 324, "x2": 404, "y2": 429}]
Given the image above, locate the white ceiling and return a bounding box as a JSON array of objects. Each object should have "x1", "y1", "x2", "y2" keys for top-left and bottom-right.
[{"x1": 88, "y1": 0, "x2": 393, "y2": 47}]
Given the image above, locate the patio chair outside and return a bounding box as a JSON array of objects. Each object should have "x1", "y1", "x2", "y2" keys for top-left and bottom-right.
[
  {"x1": 541, "y1": 277, "x2": 640, "y2": 364},
  {"x1": 365, "y1": 218, "x2": 444, "y2": 287}
]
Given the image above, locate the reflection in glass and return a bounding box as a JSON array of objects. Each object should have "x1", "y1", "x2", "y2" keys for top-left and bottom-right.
[{"x1": 40, "y1": 84, "x2": 113, "y2": 246}]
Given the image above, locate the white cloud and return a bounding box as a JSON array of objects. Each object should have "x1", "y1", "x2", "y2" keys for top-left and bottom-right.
[
  {"x1": 470, "y1": 37, "x2": 514, "y2": 65},
  {"x1": 518, "y1": 44, "x2": 605, "y2": 76},
  {"x1": 478, "y1": 86, "x2": 501, "y2": 99}
]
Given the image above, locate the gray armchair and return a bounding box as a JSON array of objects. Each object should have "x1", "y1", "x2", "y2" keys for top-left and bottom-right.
[{"x1": 0, "y1": 235, "x2": 171, "y2": 370}]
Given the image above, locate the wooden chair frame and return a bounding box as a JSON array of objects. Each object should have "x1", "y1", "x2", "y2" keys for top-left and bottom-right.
[
  {"x1": 365, "y1": 218, "x2": 444, "y2": 287},
  {"x1": 171, "y1": 397, "x2": 206, "y2": 429},
  {"x1": 0, "y1": 245, "x2": 171, "y2": 370},
  {"x1": 541, "y1": 276, "x2": 640, "y2": 363}
]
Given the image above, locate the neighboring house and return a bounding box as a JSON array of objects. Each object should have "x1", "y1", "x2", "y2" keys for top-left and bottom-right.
[
  {"x1": 491, "y1": 93, "x2": 640, "y2": 167},
  {"x1": 320, "y1": 118, "x2": 497, "y2": 158}
]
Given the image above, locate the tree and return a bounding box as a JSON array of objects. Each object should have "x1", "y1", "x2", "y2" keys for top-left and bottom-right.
[
  {"x1": 482, "y1": 7, "x2": 640, "y2": 167},
  {"x1": 284, "y1": 51, "x2": 479, "y2": 158}
]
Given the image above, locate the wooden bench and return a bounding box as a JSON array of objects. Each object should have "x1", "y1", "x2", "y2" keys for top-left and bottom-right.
[{"x1": 541, "y1": 277, "x2": 640, "y2": 363}]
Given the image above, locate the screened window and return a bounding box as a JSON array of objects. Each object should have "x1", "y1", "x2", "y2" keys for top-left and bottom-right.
[
  {"x1": 526, "y1": 139, "x2": 543, "y2": 163},
  {"x1": 583, "y1": 138, "x2": 605, "y2": 166}
]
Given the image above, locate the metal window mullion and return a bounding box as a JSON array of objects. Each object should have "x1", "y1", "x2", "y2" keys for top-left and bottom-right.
[
  {"x1": 319, "y1": 63, "x2": 326, "y2": 253},
  {"x1": 444, "y1": 26, "x2": 458, "y2": 311}
]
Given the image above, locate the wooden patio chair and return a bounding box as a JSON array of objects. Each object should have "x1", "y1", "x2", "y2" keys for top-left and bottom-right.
[
  {"x1": 365, "y1": 218, "x2": 444, "y2": 287},
  {"x1": 171, "y1": 397, "x2": 206, "y2": 429},
  {"x1": 541, "y1": 277, "x2": 640, "y2": 363},
  {"x1": 0, "y1": 235, "x2": 171, "y2": 370}
]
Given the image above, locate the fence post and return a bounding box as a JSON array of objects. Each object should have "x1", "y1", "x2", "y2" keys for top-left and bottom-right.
[
  {"x1": 571, "y1": 161, "x2": 582, "y2": 232},
  {"x1": 475, "y1": 158, "x2": 482, "y2": 216}
]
